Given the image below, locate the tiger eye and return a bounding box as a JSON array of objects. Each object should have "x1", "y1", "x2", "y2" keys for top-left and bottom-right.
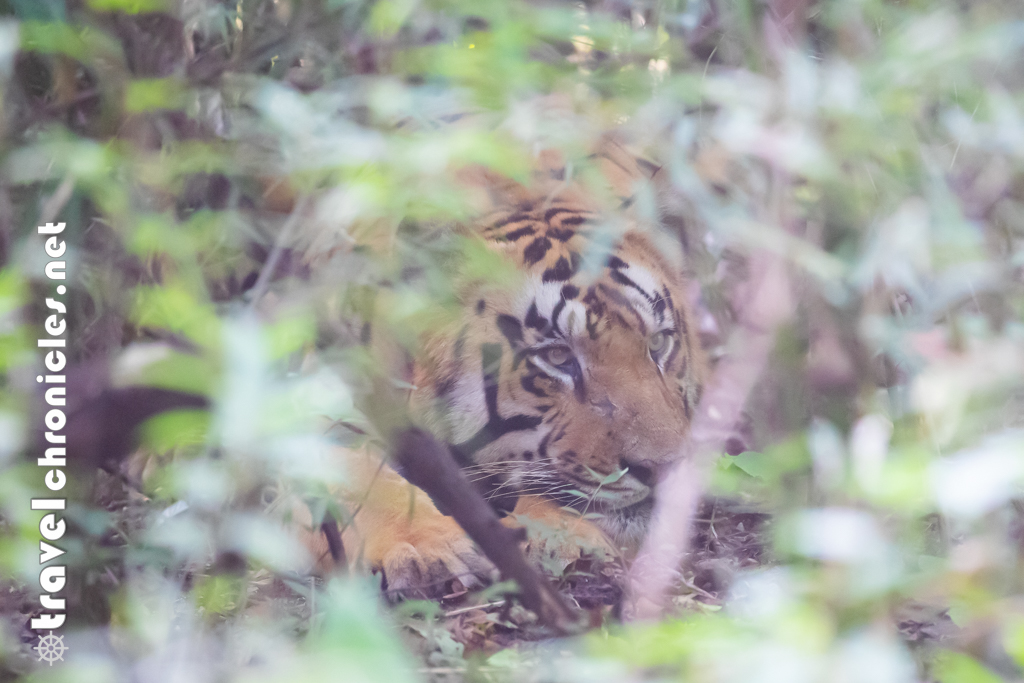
[
  {"x1": 648, "y1": 331, "x2": 669, "y2": 353},
  {"x1": 545, "y1": 347, "x2": 571, "y2": 366}
]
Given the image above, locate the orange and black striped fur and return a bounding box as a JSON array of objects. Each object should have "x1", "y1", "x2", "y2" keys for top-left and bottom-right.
[{"x1": 301, "y1": 139, "x2": 705, "y2": 596}]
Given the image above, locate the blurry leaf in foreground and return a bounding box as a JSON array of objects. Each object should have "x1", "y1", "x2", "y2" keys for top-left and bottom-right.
[
  {"x1": 125, "y1": 78, "x2": 186, "y2": 113},
  {"x1": 784, "y1": 508, "x2": 888, "y2": 565},
  {"x1": 0, "y1": 20, "x2": 19, "y2": 77},
  {"x1": 930, "y1": 430, "x2": 1024, "y2": 520},
  {"x1": 193, "y1": 575, "x2": 244, "y2": 616},
  {"x1": 222, "y1": 515, "x2": 312, "y2": 574},
  {"x1": 295, "y1": 579, "x2": 419, "y2": 683},
  {"x1": 729, "y1": 452, "x2": 770, "y2": 479},
  {"x1": 850, "y1": 414, "x2": 893, "y2": 494},
  {"x1": 86, "y1": 0, "x2": 167, "y2": 12},
  {"x1": 132, "y1": 284, "x2": 222, "y2": 352},
  {"x1": 217, "y1": 315, "x2": 270, "y2": 453},
  {"x1": 114, "y1": 345, "x2": 217, "y2": 397},
  {"x1": 138, "y1": 409, "x2": 210, "y2": 452},
  {"x1": 1002, "y1": 617, "x2": 1024, "y2": 671},
  {"x1": 932, "y1": 650, "x2": 1004, "y2": 683}
]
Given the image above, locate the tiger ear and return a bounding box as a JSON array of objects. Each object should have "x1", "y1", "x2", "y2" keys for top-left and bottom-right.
[
  {"x1": 453, "y1": 163, "x2": 533, "y2": 214},
  {"x1": 454, "y1": 148, "x2": 573, "y2": 214},
  {"x1": 591, "y1": 133, "x2": 663, "y2": 205}
]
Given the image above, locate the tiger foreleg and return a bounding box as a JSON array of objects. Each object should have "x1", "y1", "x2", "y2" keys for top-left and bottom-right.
[{"x1": 295, "y1": 447, "x2": 495, "y2": 599}]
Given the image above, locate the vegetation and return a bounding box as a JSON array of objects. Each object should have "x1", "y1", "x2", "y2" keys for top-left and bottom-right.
[{"x1": 1, "y1": 0, "x2": 1024, "y2": 681}]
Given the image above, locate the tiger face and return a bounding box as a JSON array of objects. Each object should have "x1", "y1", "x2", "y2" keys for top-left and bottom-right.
[{"x1": 416, "y1": 159, "x2": 705, "y2": 549}]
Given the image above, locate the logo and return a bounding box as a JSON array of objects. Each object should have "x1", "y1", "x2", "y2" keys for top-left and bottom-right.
[{"x1": 34, "y1": 631, "x2": 67, "y2": 666}]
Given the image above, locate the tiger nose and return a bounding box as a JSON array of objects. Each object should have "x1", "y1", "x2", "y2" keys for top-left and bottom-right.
[{"x1": 619, "y1": 457, "x2": 658, "y2": 487}]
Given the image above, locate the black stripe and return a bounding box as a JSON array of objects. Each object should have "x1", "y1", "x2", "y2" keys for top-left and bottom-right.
[
  {"x1": 636, "y1": 157, "x2": 661, "y2": 178},
  {"x1": 523, "y1": 237, "x2": 552, "y2": 265},
  {"x1": 664, "y1": 286, "x2": 687, "y2": 340},
  {"x1": 547, "y1": 227, "x2": 575, "y2": 242},
  {"x1": 524, "y1": 302, "x2": 547, "y2": 331},
  {"x1": 609, "y1": 268, "x2": 656, "y2": 304},
  {"x1": 489, "y1": 212, "x2": 532, "y2": 230},
  {"x1": 450, "y1": 344, "x2": 544, "y2": 463},
  {"x1": 503, "y1": 225, "x2": 537, "y2": 241},
  {"x1": 558, "y1": 214, "x2": 590, "y2": 226},
  {"x1": 652, "y1": 294, "x2": 667, "y2": 322},
  {"x1": 496, "y1": 314, "x2": 523, "y2": 348},
  {"x1": 542, "y1": 256, "x2": 574, "y2": 282},
  {"x1": 597, "y1": 283, "x2": 647, "y2": 333},
  {"x1": 551, "y1": 295, "x2": 568, "y2": 334},
  {"x1": 543, "y1": 207, "x2": 572, "y2": 222},
  {"x1": 537, "y1": 431, "x2": 552, "y2": 460}
]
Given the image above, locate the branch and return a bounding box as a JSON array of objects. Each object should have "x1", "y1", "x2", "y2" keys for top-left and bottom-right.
[
  {"x1": 391, "y1": 427, "x2": 580, "y2": 633},
  {"x1": 319, "y1": 510, "x2": 348, "y2": 571},
  {"x1": 625, "y1": 250, "x2": 793, "y2": 620},
  {"x1": 624, "y1": 0, "x2": 806, "y2": 621}
]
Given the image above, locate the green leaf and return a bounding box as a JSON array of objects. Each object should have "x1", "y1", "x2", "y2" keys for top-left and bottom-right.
[
  {"x1": 139, "y1": 410, "x2": 210, "y2": 452},
  {"x1": 131, "y1": 283, "x2": 221, "y2": 351},
  {"x1": 266, "y1": 312, "x2": 316, "y2": 360},
  {"x1": 592, "y1": 465, "x2": 629, "y2": 485},
  {"x1": 486, "y1": 648, "x2": 522, "y2": 669},
  {"x1": 457, "y1": 236, "x2": 523, "y2": 288},
  {"x1": 368, "y1": 0, "x2": 418, "y2": 37},
  {"x1": 729, "y1": 452, "x2": 770, "y2": 479},
  {"x1": 130, "y1": 350, "x2": 218, "y2": 396},
  {"x1": 86, "y1": 0, "x2": 168, "y2": 12},
  {"x1": 1003, "y1": 618, "x2": 1024, "y2": 670},
  {"x1": 194, "y1": 575, "x2": 243, "y2": 615},
  {"x1": 20, "y1": 21, "x2": 88, "y2": 59},
  {"x1": 125, "y1": 78, "x2": 185, "y2": 113},
  {"x1": 932, "y1": 651, "x2": 1004, "y2": 683}
]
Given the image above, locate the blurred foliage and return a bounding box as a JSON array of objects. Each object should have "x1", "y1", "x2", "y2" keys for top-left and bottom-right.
[{"x1": 0, "y1": 0, "x2": 1022, "y2": 681}]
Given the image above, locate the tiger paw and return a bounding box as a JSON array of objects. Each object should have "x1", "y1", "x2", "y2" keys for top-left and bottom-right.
[
  {"x1": 373, "y1": 524, "x2": 495, "y2": 600},
  {"x1": 341, "y1": 474, "x2": 497, "y2": 599},
  {"x1": 503, "y1": 496, "x2": 618, "y2": 575}
]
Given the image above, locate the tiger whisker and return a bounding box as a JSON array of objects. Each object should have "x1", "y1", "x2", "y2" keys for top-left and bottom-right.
[
  {"x1": 484, "y1": 472, "x2": 562, "y2": 495},
  {"x1": 460, "y1": 459, "x2": 557, "y2": 474},
  {"x1": 463, "y1": 463, "x2": 559, "y2": 484},
  {"x1": 464, "y1": 471, "x2": 553, "y2": 486},
  {"x1": 485, "y1": 482, "x2": 573, "y2": 501},
  {"x1": 487, "y1": 476, "x2": 556, "y2": 496}
]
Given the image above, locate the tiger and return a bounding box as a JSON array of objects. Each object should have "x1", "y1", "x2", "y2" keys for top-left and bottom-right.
[{"x1": 299, "y1": 136, "x2": 706, "y2": 598}]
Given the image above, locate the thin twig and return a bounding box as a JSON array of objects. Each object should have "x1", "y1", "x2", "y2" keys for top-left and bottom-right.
[
  {"x1": 443, "y1": 600, "x2": 506, "y2": 618},
  {"x1": 39, "y1": 176, "x2": 75, "y2": 226},
  {"x1": 248, "y1": 194, "x2": 308, "y2": 308},
  {"x1": 949, "y1": 102, "x2": 979, "y2": 170},
  {"x1": 679, "y1": 576, "x2": 719, "y2": 602}
]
